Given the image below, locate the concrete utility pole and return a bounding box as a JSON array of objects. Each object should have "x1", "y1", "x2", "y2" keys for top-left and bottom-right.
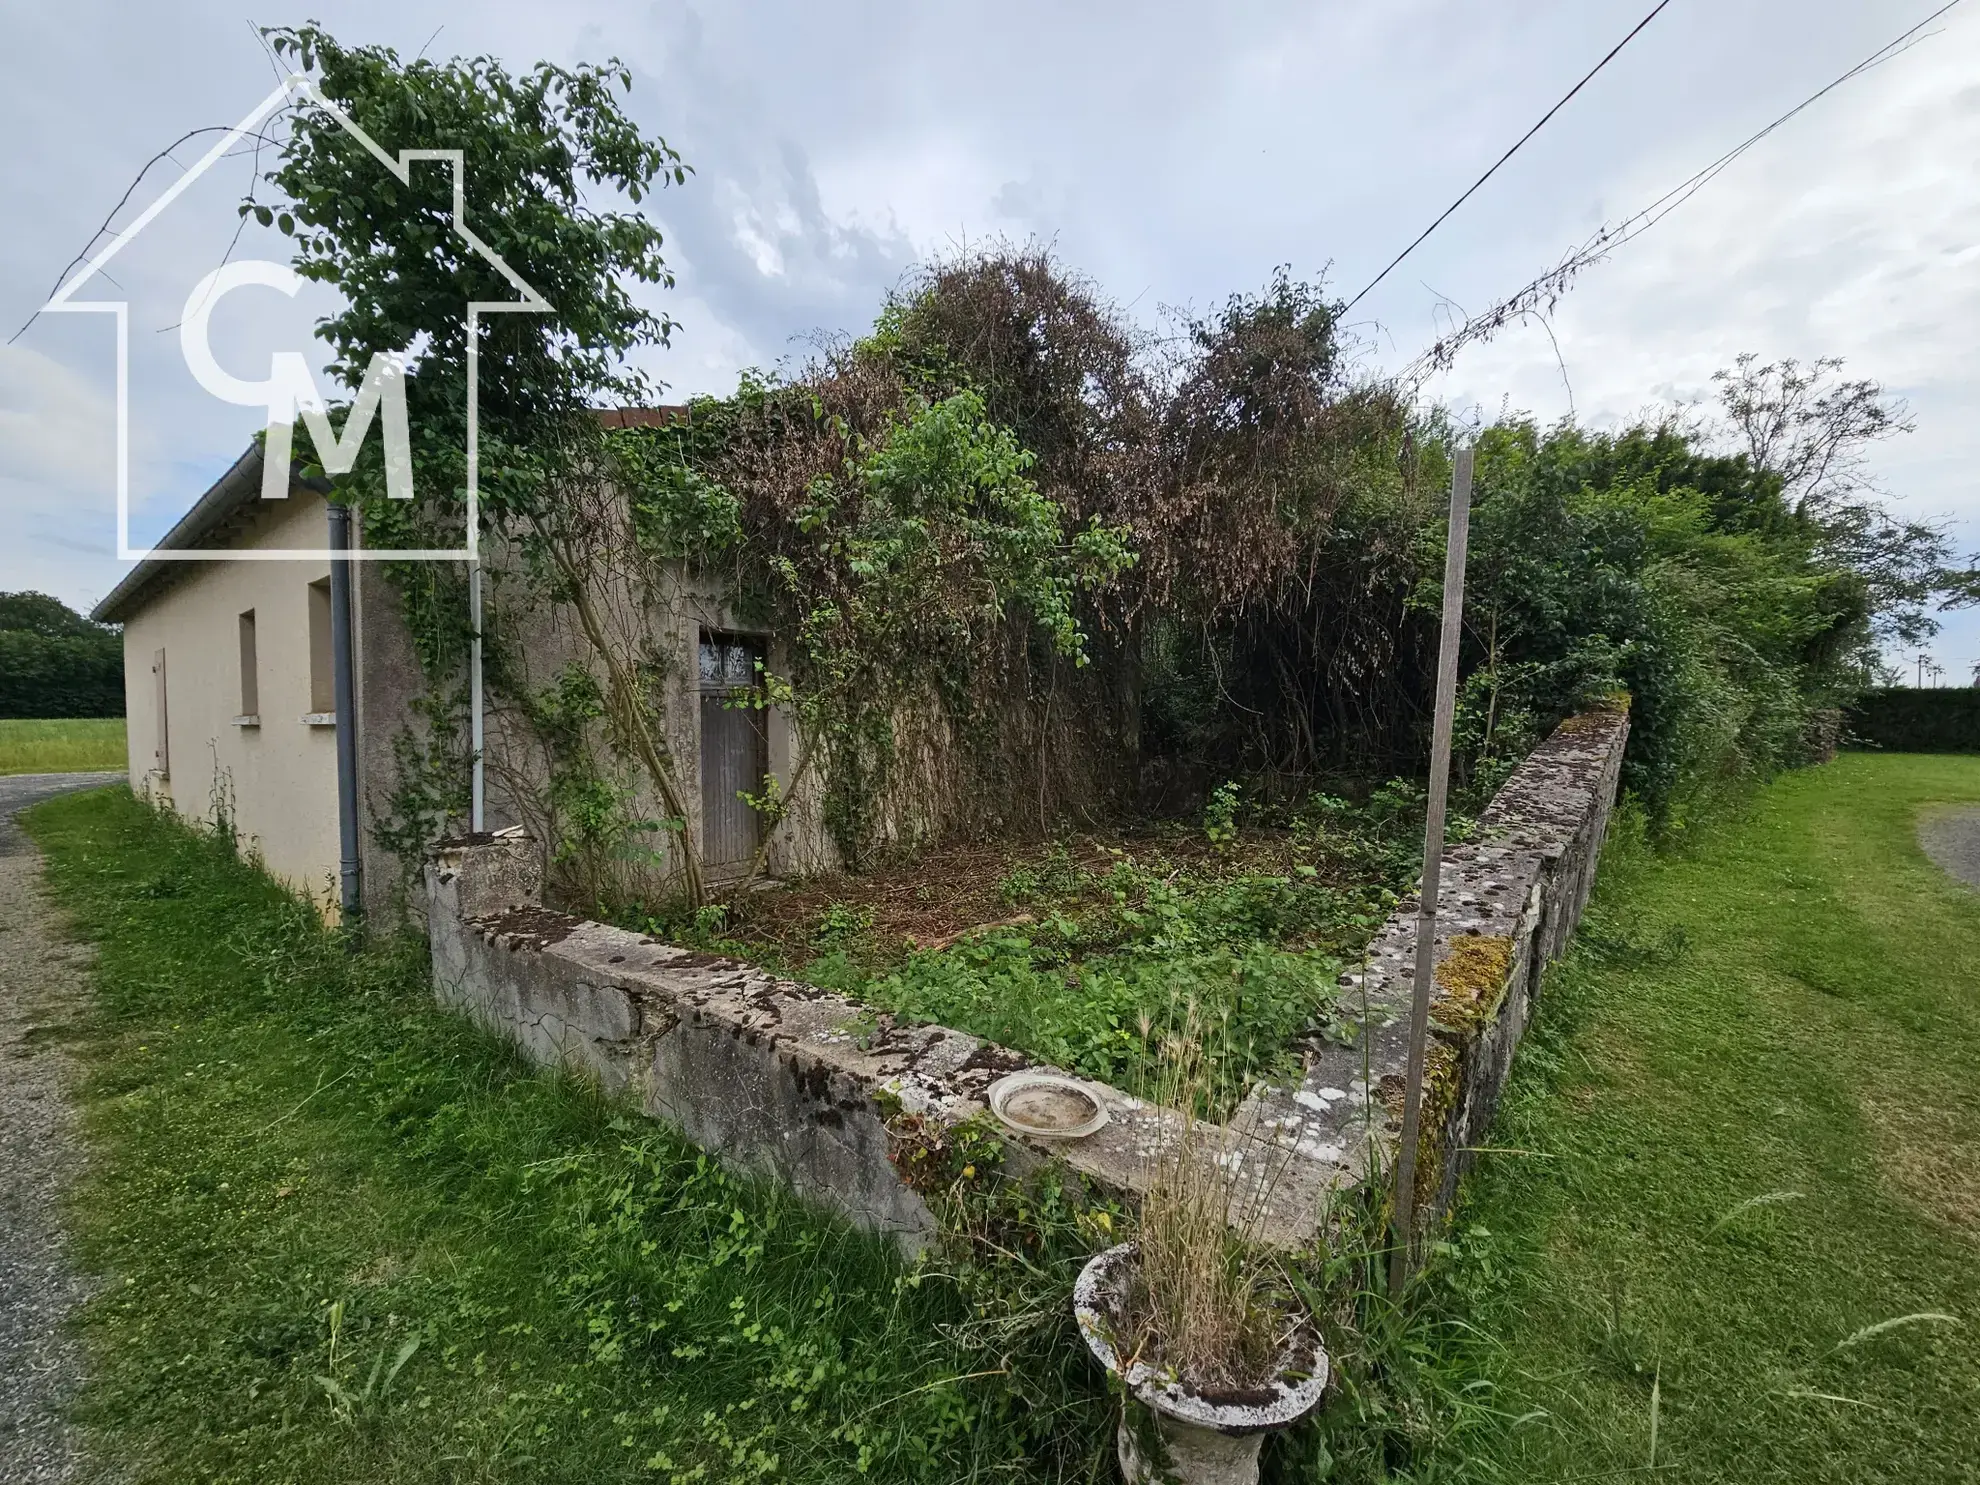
[{"x1": 1390, "y1": 446, "x2": 1473, "y2": 1294}]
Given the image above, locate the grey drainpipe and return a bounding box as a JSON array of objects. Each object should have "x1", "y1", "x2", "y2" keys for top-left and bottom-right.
[{"x1": 327, "y1": 502, "x2": 362, "y2": 929}]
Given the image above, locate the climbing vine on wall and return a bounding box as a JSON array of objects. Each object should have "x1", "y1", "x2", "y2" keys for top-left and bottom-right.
[
  {"x1": 253, "y1": 22, "x2": 1969, "y2": 915},
  {"x1": 611, "y1": 378, "x2": 1135, "y2": 875}
]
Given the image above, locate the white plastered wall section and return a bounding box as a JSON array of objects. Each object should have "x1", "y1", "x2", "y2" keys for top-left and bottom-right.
[{"x1": 118, "y1": 491, "x2": 341, "y2": 911}]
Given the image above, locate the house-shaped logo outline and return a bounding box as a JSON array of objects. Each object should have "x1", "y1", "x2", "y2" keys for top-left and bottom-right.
[{"x1": 43, "y1": 73, "x2": 554, "y2": 564}]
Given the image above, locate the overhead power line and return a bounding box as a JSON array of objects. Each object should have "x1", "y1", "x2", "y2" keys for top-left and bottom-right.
[
  {"x1": 1405, "y1": 0, "x2": 1970, "y2": 381},
  {"x1": 1341, "y1": 0, "x2": 1674, "y2": 314}
]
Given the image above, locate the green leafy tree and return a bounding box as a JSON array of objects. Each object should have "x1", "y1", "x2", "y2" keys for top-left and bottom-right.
[
  {"x1": 258, "y1": 25, "x2": 709, "y2": 897},
  {"x1": 1711, "y1": 354, "x2": 1974, "y2": 645},
  {"x1": 0, "y1": 593, "x2": 122, "y2": 719},
  {"x1": 1445, "y1": 416, "x2": 1877, "y2": 819},
  {"x1": 264, "y1": 22, "x2": 682, "y2": 520}
]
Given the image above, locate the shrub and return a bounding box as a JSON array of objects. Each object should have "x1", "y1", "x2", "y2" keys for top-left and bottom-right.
[
  {"x1": 1846, "y1": 687, "x2": 1980, "y2": 753},
  {"x1": 0, "y1": 592, "x2": 122, "y2": 718}
]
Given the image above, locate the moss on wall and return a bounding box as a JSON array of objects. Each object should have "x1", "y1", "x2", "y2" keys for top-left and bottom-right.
[{"x1": 1431, "y1": 933, "x2": 1516, "y2": 1033}]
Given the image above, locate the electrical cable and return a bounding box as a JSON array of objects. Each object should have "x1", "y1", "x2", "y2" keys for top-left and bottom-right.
[
  {"x1": 1341, "y1": 0, "x2": 1675, "y2": 314},
  {"x1": 1404, "y1": 0, "x2": 1969, "y2": 380}
]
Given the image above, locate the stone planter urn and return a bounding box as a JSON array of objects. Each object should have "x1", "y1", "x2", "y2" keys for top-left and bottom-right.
[{"x1": 1073, "y1": 1242, "x2": 1329, "y2": 1485}]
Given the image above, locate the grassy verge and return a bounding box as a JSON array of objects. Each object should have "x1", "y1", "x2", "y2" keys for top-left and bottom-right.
[
  {"x1": 43, "y1": 758, "x2": 1968, "y2": 1483},
  {"x1": 1416, "y1": 753, "x2": 1980, "y2": 1482},
  {"x1": 24, "y1": 787, "x2": 1120, "y2": 1484},
  {"x1": 0, "y1": 717, "x2": 125, "y2": 774}
]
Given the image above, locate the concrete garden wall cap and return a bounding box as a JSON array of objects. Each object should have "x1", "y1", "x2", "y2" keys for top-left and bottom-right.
[
  {"x1": 1073, "y1": 1242, "x2": 1329, "y2": 1435},
  {"x1": 987, "y1": 1071, "x2": 1110, "y2": 1139}
]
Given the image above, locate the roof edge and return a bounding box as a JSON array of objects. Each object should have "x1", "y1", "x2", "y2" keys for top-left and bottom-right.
[
  {"x1": 93, "y1": 409, "x2": 688, "y2": 623},
  {"x1": 92, "y1": 446, "x2": 319, "y2": 624}
]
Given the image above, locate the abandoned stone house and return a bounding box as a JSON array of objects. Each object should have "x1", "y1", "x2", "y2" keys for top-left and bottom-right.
[
  {"x1": 95, "y1": 431, "x2": 1636, "y2": 1256},
  {"x1": 95, "y1": 436, "x2": 832, "y2": 921}
]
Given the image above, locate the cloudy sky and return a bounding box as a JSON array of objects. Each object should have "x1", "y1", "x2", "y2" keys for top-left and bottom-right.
[{"x1": 2, "y1": 0, "x2": 1975, "y2": 678}]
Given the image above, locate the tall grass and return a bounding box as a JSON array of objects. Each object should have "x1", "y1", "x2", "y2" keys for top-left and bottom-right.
[
  {"x1": 25, "y1": 786, "x2": 1574, "y2": 1484},
  {"x1": 22, "y1": 787, "x2": 1119, "y2": 1483},
  {"x1": 1128, "y1": 1003, "x2": 1293, "y2": 1391},
  {"x1": 0, "y1": 717, "x2": 125, "y2": 774},
  {"x1": 1414, "y1": 755, "x2": 1980, "y2": 1482}
]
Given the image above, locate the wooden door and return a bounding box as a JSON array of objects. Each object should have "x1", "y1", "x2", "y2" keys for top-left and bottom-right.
[{"x1": 698, "y1": 634, "x2": 768, "y2": 869}]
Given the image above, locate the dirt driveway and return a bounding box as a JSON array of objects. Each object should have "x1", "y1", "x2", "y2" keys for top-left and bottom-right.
[
  {"x1": 0, "y1": 773, "x2": 118, "y2": 1483},
  {"x1": 1920, "y1": 802, "x2": 1980, "y2": 889}
]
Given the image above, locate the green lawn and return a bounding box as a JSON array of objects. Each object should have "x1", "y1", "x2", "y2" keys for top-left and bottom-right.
[
  {"x1": 0, "y1": 717, "x2": 125, "y2": 774},
  {"x1": 22, "y1": 759, "x2": 1980, "y2": 1484},
  {"x1": 1430, "y1": 753, "x2": 1980, "y2": 1483},
  {"x1": 22, "y1": 788, "x2": 1115, "y2": 1485}
]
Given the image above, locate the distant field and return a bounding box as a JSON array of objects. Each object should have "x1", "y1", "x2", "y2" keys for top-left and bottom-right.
[{"x1": 0, "y1": 718, "x2": 126, "y2": 775}]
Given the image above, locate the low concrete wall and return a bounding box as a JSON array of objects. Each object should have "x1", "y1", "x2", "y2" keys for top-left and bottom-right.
[
  {"x1": 1239, "y1": 703, "x2": 1631, "y2": 1228},
  {"x1": 425, "y1": 703, "x2": 1629, "y2": 1250},
  {"x1": 426, "y1": 833, "x2": 1350, "y2": 1250}
]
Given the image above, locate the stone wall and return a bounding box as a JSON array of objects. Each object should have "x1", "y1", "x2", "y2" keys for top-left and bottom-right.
[
  {"x1": 425, "y1": 833, "x2": 1350, "y2": 1251},
  {"x1": 1238, "y1": 702, "x2": 1631, "y2": 1227},
  {"x1": 423, "y1": 702, "x2": 1630, "y2": 1250}
]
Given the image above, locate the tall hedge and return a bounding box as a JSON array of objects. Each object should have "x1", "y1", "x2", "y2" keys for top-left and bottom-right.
[
  {"x1": 0, "y1": 592, "x2": 124, "y2": 719},
  {"x1": 1845, "y1": 688, "x2": 1980, "y2": 753}
]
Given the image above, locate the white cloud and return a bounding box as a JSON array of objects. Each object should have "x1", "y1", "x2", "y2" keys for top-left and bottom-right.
[
  {"x1": 0, "y1": 343, "x2": 114, "y2": 497},
  {"x1": 1407, "y1": 10, "x2": 1980, "y2": 676},
  {"x1": 4, "y1": 0, "x2": 1976, "y2": 665}
]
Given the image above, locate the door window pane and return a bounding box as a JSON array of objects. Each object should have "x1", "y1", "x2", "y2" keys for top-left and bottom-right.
[{"x1": 698, "y1": 634, "x2": 763, "y2": 691}]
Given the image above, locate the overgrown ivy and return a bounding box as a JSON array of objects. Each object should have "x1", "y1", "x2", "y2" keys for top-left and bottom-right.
[
  {"x1": 608, "y1": 382, "x2": 1135, "y2": 874},
  {"x1": 252, "y1": 20, "x2": 1969, "y2": 907}
]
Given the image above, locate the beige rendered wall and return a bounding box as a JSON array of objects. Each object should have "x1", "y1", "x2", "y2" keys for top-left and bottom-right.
[{"x1": 119, "y1": 492, "x2": 341, "y2": 912}]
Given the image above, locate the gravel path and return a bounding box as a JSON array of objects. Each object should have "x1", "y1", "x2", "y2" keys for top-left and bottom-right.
[
  {"x1": 0, "y1": 773, "x2": 119, "y2": 1484},
  {"x1": 1919, "y1": 804, "x2": 1980, "y2": 891}
]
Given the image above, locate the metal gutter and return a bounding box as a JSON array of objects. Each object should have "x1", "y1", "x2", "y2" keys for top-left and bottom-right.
[{"x1": 328, "y1": 502, "x2": 363, "y2": 926}]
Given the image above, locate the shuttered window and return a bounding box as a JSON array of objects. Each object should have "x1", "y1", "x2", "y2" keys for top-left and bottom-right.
[
  {"x1": 238, "y1": 610, "x2": 259, "y2": 718},
  {"x1": 151, "y1": 648, "x2": 169, "y2": 777},
  {"x1": 307, "y1": 579, "x2": 335, "y2": 716}
]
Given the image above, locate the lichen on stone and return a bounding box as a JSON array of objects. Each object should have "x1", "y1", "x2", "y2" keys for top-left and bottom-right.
[{"x1": 1410, "y1": 1042, "x2": 1463, "y2": 1212}]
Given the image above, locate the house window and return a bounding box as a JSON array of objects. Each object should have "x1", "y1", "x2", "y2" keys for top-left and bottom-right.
[
  {"x1": 697, "y1": 633, "x2": 768, "y2": 869},
  {"x1": 237, "y1": 609, "x2": 259, "y2": 721},
  {"x1": 308, "y1": 578, "x2": 334, "y2": 715},
  {"x1": 150, "y1": 648, "x2": 169, "y2": 778}
]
